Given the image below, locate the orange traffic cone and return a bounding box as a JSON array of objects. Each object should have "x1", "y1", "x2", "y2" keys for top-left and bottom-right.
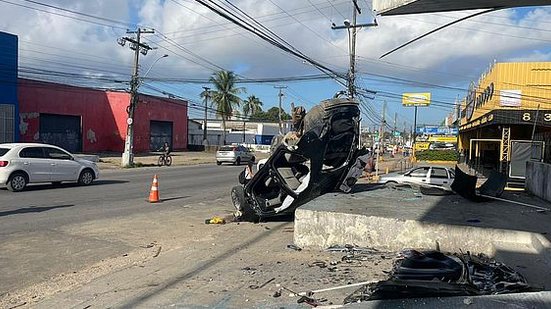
[{"x1": 148, "y1": 174, "x2": 160, "y2": 203}]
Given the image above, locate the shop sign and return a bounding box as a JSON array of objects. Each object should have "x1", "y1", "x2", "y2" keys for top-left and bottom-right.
[
  {"x1": 499, "y1": 90, "x2": 522, "y2": 107},
  {"x1": 466, "y1": 82, "x2": 494, "y2": 121}
]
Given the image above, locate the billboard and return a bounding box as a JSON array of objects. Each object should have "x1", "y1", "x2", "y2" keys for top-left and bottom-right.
[{"x1": 402, "y1": 93, "x2": 431, "y2": 106}]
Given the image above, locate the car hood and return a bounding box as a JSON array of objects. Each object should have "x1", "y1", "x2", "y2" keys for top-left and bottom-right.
[{"x1": 75, "y1": 158, "x2": 97, "y2": 166}]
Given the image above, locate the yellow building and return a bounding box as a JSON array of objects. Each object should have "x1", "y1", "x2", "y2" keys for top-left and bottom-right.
[{"x1": 459, "y1": 62, "x2": 551, "y2": 180}]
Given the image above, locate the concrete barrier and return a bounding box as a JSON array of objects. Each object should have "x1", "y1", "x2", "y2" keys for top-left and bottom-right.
[{"x1": 526, "y1": 161, "x2": 551, "y2": 202}]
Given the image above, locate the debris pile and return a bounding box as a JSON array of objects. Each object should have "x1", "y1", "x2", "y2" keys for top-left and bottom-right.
[{"x1": 344, "y1": 249, "x2": 531, "y2": 304}]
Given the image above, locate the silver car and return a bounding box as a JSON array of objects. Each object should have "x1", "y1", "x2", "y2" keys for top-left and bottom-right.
[
  {"x1": 216, "y1": 145, "x2": 255, "y2": 165},
  {"x1": 379, "y1": 166, "x2": 455, "y2": 188},
  {"x1": 0, "y1": 143, "x2": 100, "y2": 192}
]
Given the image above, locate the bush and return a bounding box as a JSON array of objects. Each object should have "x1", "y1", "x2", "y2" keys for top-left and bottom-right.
[{"x1": 416, "y1": 150, "x2": 458, "y2": 161}]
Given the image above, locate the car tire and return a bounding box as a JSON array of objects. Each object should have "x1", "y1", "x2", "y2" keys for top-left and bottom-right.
[
  {"x1": 235, "y1": 157, "x2": 241, "y2": 165},
  {"x1": 78, "y1": 169, "x2": 94, "y2": 186},
  {"x1": 231, "y1": 185, "x2": 258, "y2": 222},
  {"x1": 7, "y1": 172, "x2": 28, "y2": 192},
  {"x1": 216, "y1": 161, "x2": 222, "y2": 166},
  {"x1": 384, "y1": 181, "x2": 398, "y2": 188}
]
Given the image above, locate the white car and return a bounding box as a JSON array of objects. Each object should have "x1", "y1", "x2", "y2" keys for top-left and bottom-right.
[
  {"x1": 379, "y1": 166, "x2": 455, "y2": 188},
  {"x1": 0, "y1": 143, "x2": 100, "y2": 192},
  {"x1": 215, "y1": 145, "x2": 255, "y2": 165}
]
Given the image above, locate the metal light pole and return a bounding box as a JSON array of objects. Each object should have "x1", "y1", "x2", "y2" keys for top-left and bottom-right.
[
  {"x1": 202, "y1": 86, "x2": 210, "y2": 149},
  {"x1": 119, "y1": 28, "x2": 154, "y2": 167}
]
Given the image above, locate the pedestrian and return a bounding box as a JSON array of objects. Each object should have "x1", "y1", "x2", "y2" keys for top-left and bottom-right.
[
  {"x1": 239, "y1": 157, "x2": 255, "y2": 185},
  {"x1": 244, "y1": 157, "x2": 255, "y2": 183}
]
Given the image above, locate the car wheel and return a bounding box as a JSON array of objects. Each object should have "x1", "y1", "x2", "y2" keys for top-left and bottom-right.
[
  {"x1": 78, "y1": 169, "x2": 94, "y2": 186},
  {"x1": 384, "y1": 181, "x2": 398, "y2": 188},
  {"x1": 216, "y1": 161, "x2": 222, "y2": 166},
  {"x1": 231, "y1": 185, "x2": 258, "y2": 222},
  {"x1": 235, "y1": 157, "x2": 241, "y2": 165},
  {"x1": 7, "y1": 172, "x2": 28, "y2": 192}
]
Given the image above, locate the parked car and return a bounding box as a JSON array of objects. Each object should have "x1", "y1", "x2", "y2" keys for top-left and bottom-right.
[
  {"x1": 378, "y1": 166, "x2": 455, "y2": 188},
  {"x1": 230, "y1": 97, "x2": 365, "y2": 222},
  {"x1": 216, "y1": 145, "x2": 255, "y2": 165},
  {"x1": 0, "y1": 143, "x2": 100, "y2": 192}
]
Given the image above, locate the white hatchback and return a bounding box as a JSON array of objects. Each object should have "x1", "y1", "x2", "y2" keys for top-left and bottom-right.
[{"x1": 0, "y1": 143, "x2": 100, "y2": 192}]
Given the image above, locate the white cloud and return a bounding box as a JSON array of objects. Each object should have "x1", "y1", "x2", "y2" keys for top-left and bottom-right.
[{"x1": 1, "y1": 0, "x2": 550, "y2": 101}]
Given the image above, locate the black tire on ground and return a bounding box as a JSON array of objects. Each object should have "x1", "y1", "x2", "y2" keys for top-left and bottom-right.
[
  {"x1": 7, "y1": 172, "x2": 28, "y2": 192},
  {"x1": 165, "y1": 155, "x2": 172, "y2": 166},
  {"x1": 235, "y1": 157, "x2": 241, "y2": 165},
  {"x1": 216, "y1": 161, "x2": 222, "y2": 166},
  {"x1": 230, "y1": 185, "x2": 258, "y2": 222},
  {"x1": 78, "y1": 169, "x2": 94, "y2": 186}
]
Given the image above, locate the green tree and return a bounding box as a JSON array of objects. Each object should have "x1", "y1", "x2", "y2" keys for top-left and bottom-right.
[
  {"x1": 209, "y1": 70, "x2": 245, "y2": 144},
  {"x1": 251, "y1": 107, "x2": 291, "y2": 122},
  {"x1": 242, "y1": 95, "x2": 263, "y2": 118}
]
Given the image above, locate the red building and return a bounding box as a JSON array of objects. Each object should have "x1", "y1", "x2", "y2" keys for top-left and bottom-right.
[{"x1": 18, "y1": 79, "x2": 187, "y2": 153}]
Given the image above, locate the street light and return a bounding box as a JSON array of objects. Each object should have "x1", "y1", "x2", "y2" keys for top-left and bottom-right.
[{"x1": 141, "y1": 54, "x2": 169, "y2": 83}]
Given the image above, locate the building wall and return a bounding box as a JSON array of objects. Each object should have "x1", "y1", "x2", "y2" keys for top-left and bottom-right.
[
  {"x1": 0, "y1": 31, "x2": 18, "y2": 142},
  {"x1": 460, "y1": 62, "x2": 551, "y2": 127},
  {"x1": 18, "y1": 79, "x2": 187, "y2": 153}
]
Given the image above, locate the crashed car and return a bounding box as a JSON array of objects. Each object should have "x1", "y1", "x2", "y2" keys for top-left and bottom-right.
[{"x1": 231, "y1": 97, "x2": 367, "y2": 222}]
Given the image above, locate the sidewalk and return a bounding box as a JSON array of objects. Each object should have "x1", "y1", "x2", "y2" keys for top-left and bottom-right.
[{"x1": 96, "y1": 151, "x2": 270, "y2": 169}]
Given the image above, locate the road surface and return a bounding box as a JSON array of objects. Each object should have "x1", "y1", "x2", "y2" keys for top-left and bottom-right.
[{"x1": 0, "y1": 164, "x2": 243, "y2": 295}]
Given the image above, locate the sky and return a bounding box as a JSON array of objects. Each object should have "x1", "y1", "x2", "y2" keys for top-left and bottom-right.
[{"x1": 1, "y1": 0, "x2": 551, "y2": 131}]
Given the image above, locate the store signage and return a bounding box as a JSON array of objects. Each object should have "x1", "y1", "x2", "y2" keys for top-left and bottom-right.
[
  {"x1": 466, "y1": 82, "x2": 494, "y2": 121},
  {"x1": 499, "y1": 90, "x2": 522, "y2": 107}
]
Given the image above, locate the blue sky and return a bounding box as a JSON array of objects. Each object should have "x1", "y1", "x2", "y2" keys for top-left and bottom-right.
[{"x1": 2, "y1": 0, "x2": 551, "y2": 131}]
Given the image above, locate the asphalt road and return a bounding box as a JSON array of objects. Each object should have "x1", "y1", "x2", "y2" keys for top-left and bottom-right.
[{"x1": 0, "y1": 164, "x2": 243, "y2": 295}]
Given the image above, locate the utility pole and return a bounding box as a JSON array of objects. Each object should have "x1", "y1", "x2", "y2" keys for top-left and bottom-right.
[
  {"x1": 332, "y1": 0, "x2": 377, "y2": 99},
  {"x1": 202, "y1": 86, "x2": 210, "y2": 149},
  {"x1": 393, "y1": 112, "x2": 397, "y2": 145},
  {"x1": 376, "y1": 101, "x2": 387, "y2": 177},
  {"x1": 118, "y1": 28, "x2": 154, "y2": 167},
  {"x1": 274, "y1": 85, "x2": 287, "y2": 135}
]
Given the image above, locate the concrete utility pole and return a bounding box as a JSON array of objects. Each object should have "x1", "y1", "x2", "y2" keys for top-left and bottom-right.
[
  {"x1": 376, "y1": 101, "x2": 387, "y2": 177},
  {"x1": 393, "y1": 112, "x2": 397, "y2": 145},
  {"x1": 202, "y1": 86, "x2": 210, "y2": 149},
  {"x1": 274, "y1": 85, "x2": 287, "y2": 135},
  {"x1": 332, "y1": 0, "x2": 377, "y2": 99},
  {"x1": 118, "y1": 28, "x2": 154, "y2": 167}
]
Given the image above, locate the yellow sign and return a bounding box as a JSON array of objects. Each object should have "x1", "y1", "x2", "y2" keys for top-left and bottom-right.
[
  {"x1": 428, "y1": 136, "x2": 457, "y2": 143},
  {"x1": 402, "y1": 93, "x2": 431, "y2": 106},
  {"x1": 414, "y1": 142, "x2": 430, "y2": 151}
]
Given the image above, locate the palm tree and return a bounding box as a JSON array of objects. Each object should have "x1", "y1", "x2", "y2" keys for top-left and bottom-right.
[
  {"x1": 209, "y1": 70, "x2": 244, "y2": 145},
  {"x1": 242, "y1": 95, "x2": 263, "y2": 118}
]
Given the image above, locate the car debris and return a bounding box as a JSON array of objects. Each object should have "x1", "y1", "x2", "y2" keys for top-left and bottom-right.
[
  {"x1": 230, "y1": 96, "x2": 368, "y2": 222},
  {"x1": 344, "y1": 249, "x2": 531, "y2": 304},
  {"x1": 452, "y1": 166, "x2": 549, "y2": 212},
  {"x1": 249, "y1": 277, "x2": 275, "y2": 290},
  {"x1": 287, "y1": 243, "x2": 302, "y2": 251}
]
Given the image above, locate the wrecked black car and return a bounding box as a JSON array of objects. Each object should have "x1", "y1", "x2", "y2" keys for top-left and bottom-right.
[{"x1": 231, "y1": 97, "x2": 367, "y2": 222}]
